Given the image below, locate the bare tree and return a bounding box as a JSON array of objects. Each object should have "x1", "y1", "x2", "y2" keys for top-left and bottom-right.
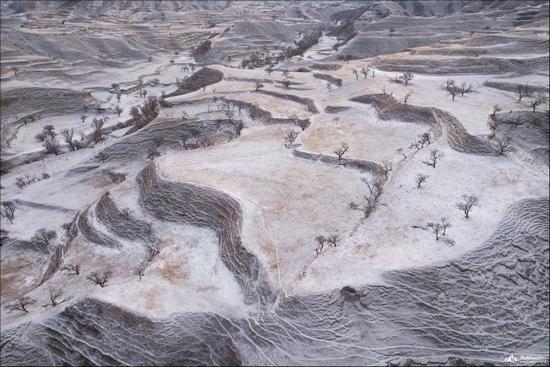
[
  {"x1": 43, "y1": 288, "x2": 70, "y2": 307},
  {"x1": 5, "y1": 296, "x2": 36, "y2": 313},
  {"x1": 31, "y1": 228, "x2": 57, "y2": 246},
  {"x1": 81, "y1": 114, "x2": 88, "y2": 123},
  {"x1": 419, "y1": 131, "x2": 431, "y2": 146},
  {"x1": 326, "y1": 234, "x2": 339, "y2": 247},
  {"x1": 399, "y1": 72, "x2": 413, "y2": 85},
  {"x1": 282, "y1": 79, "x2": 291, "y2": 89},
  {"x1": 427, "y1": 222, "x2": 443, "y2": 240},
  {"x1": 43, "y1": 137, "x2": 61, "y2": 155},
  {"x1": 115, "y1": 105, "x2": 123, "y2": 117},
  {"x1": 92, "y1": 118, "x2": 105, "y2": 143},
  {"x1": 415, "y1": 173, "x2": 428, "y2": 188},
  {"x1": 422, "y1": 149, "x2": 444, "y2": 168},
  {"x1": 87, "y1": 271, "x2": 112, "y2": 287},
  {"x1": 459, "y1": 82, "x2": 473, "y2": 96},
  {"x1": 487, "y1": 118, "x2": 497, "y2": 139},
  {"x1": 361, "y1": 67, "x2": 369, "y2": 79},
  {"x1": 284, "y1": 130, "x2": 299, "y2": 148},
  {"x1": 255, "y1": 81, "x2": 264, "y2": 92},
  {"x1": 1, "y1": 121, "x2": 14, "y2": 151},
  {"x1": 456, "y1": 195, "x2": 479, "y2": 219},
  {"x1": 445, "y1": 79, "x2": 456, "y2": 90},
  {"x1": 61, "y1": 128, "x2": 76, "y2": 151},
  {"x1": 494, "y1": 136, "x2": 513, "y2": 155},
  {"x1": 349, "y1": 176, "x2": 384, "y2": 218},
  {"x1": 448, "y1": 85, "x2": 459, "y2": 101},
  {"x1": 441, "y1": 217, "x2": 451, "y2": 235},
  {"x1": 0, "y1": 201, "x2": 16, "y2": 223},
  {"x1": 527, "y1": 93, "x2": 548, "y2": 112},
  {"x1": 282, "y1": 70, "x2": 289, "y2": 78},
  {"x1": 403, "y1": 91, "x2": 412, "y2": 105},
  {"x1": 334, "y1": 142, "x2": 349, "y2": 165},
  {"x1": 516, "y1": 84, "x2": 532, "y2": 102},
  {"x1": 61, "y1": 264, "x2": 80, "y2": 276},
  {"x1": 352, "y1": 69, "x2": 358, "y2": 80},
  {"x1": 315, "y1": 235, "x2": 327, "y2": 255}
]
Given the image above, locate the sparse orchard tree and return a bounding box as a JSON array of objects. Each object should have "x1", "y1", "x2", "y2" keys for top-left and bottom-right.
[
  {"x1": 0, "y1": 201, "x2": 16, "y2": 223},
  {"x1": 326, "y1": 83, "x2": 332, "y2": 92},
  {"x1": 43, "y1": 288, "x2": 70, "y2": 307},
  {"x1": 419, "y1": 131, "x2": 431, "y2": 146},
  {"x1": 441, "y1": 217, "x2": 451, "y2": 236},
  {"x1": 61, "y1": 128, "x2": 76, "y2": 151},
  {"x1": 31, "y1": 228, "x2": 57, "y2": 246},
  {"x1": 61, "y1": 264, "x2": 80, "y2": 276},
  {"x1": 448, "y1": 85, "x2": 459, "y2": 101},
  {"x1": 459, "y1": 82, "x2": 473, "y2": 96},
  {"x1": 327, "y1": 234, "x2": 339, "y2": 247},
  {"x1": 334, "y1": 142, "x2": 349, "y2": 165},
  {"x1": 92, "y1": 118, "x2": 105, "y2": 143},
  {"x1": 282, "y1": 79, "x2": 291, "y2": 89},
  {"x1": 352, "y1": 69, "x2": 358, "y2": 80},
  {"x1": 445, "y1": 79, "x2": 456, "y2": 90},
  {"x1": 456, "y1": 195, "x2": 479, "y2": 219},
  {"x1": 361, "y1": 67, "x2": 369, "y2": 79},
  {"x1": 87, "y1": 271, "x2": 112, "y2": 287},
  {"x1": 399, "y1": 72, "x2": 413, "y2": 85},
  {"x1": 415, "y1": 173, "x2": 428, "y2": 188},
  {"x1": 527, "y1": 93, "x2": 548, "y2": 112},
  {"x1": 516, "y1": 84, "x2": 532, "y2": 102},
  {"x1": 255, "y1": 81, "x2": 264, "y2": 92},
  {"x1": 422, "y1": 149, "x2": 444, "y2": 168},
  {"x1": 282, "y1": 69, "x2": 289, "y2": 78},
  {"x1": 5, "y1": 296, "x2": 36, "y2": 313},
  {"x1": 494, "y1": 136, "x2": 513, "y2": 155},
  {"x1": 381, "y1": 160, "x2": 392, "y2": 180},
  {"x1": 487, "y1": 119, "x2": 497, "y2": 139},
  {"x1": 403, "y1": 91, "x2": 412, "y2": 105},
  {"x1": 43, "y1": 137, "x2": 61, "y2": 155},
  {"x1": 427, "y1": 222, "x2": 442, "y2": 240},
  {"x1": 115, "y1": 105, "x2": 123, "y2": 117},
  {"x1": 81, "y1": 114, "x2": 88, "y2": 123}
]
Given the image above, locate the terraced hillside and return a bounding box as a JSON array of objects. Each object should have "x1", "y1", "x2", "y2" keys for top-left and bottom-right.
[{"x1": 1, "y1": 1, "x2": 549, "y2": 366}]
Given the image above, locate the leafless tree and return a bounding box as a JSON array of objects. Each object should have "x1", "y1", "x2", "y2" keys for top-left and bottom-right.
[
  {"x1": 61, "y1": 128, "x2": 76, "y2": 151},
  {"x1": 282, "y1": 79, "x2": 291, "y2": 89},
  {"x1": 43, "y1": 137, "x2": 61, "y2": 155},
  {"x1": 419, "y1": 131, "x2": 431, "y2": 146},
  {"x1": 349, "y1": 176, "x2": 384, "y2": 218},
  {"x1": 31, "y1": 228, "x2": 57, "y2": 246},
  {"x1": 403, "y1": 91, "x2": 412, "y2": 105},
  {"x1": 399, "y1": 72, "x2": 413, "y2": 85},
  {"x1": 371, "y1": 70, "x2": 375, "y2": 77},
  {"x1": 361, "y1": 67, "x2": 369, "y2": 79},
  {"x1": 327, "y1": 234, "x2": 340, "y2": 247},
  {"x1": 115, "y1": 105, "x2": 123, "y2": 117},
  {"x1": 87, "y1": 271, "x2": 112, "y2": 287},
  {"x1": 255, "y1": 81, "x2": 264, "y2": 92},
  {"x1": 43, "y1": 288, "x2": 70, "y2": 307},
  {"x1": 5, "y1": 296, "x2": 36, "y2": 313},
  {"x1": 81, "y1": 114, "x2": 88, "y2": 123},
  {"x1": 459, "y1": 82, "x2": 473, "y2": 96},
  {"x1": 422, "y1": 149, "x2": 444, "y2": 168},
  {"x1": 427, "y1": 222, "x2": 443, "y2": 240},
  {"x1": 116, "y1": 92, "x2": 121, "y2": 103},
  {"x1": 441, "y1": 217, "x2": 451, "y2": 236},
  {"x1": 315, "y1": 235, "x2": 327, "y2": 255},
  {"x1": 448, "y1": 85, "x2": 459, "y2": 101},
  {"x1": 516, "y1": 84, "x2": 532, "y2": 102},
  {"x1": 326, "y1": 83, "x2": 332, "y2": 92},
  {"x1": 282, "y1": 70, "x2": 289, "y2": 78},
  {"x1": 352, "y1": 69, "x2": 358, "y2": 80},
  {"x1": 1, "y1": 201, "x2": 16, "y2": 223},
  {"x1": 415, "y1": 173, "x2": 428, "y2": 188},
  {"x1": 43, "y1": 125, "x2": 56, "y2": 138},
  {"x1": 91, "y1": 118, "x2": 105, "y2": 143},
  {"x1": 445, "y1": 79, "x2": 456, "y2": 90},
  {"x1": 284, "y1": 130, "x2": 299, "y2": 148},
  {"x1": 61, "y1": 264, "x2": 80, "y2": 276},
  {"x1": 494, "y1": 136, "x2": 513, "y2": 155},
  {"x1": 334, "y1": 142, "x2": 349, "y2": 165},
  {"x1": 456, "y1": 195, "x2": 479, "y2": 219},
  {"x1": 527, "y1": 93, "x2": 548, "y2": 112}
]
